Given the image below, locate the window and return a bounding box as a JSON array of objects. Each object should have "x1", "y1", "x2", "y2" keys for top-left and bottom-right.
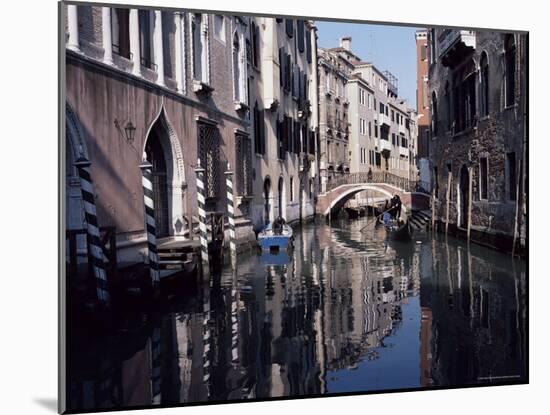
[
  {"x1": 253, "y1": 102, "x2": 265, "y2": 155},
  {"x1": 232, "y1": 32, "x2": 244, "y2": 103},
  {"x1": 505, "y1": 35, "x2": 516, "y2": 107},
  {"x1": 367, "y1": 94, "x2": 372, "y2": 109},
  {"x1": 480, "y1": 52, "x2": 489, "y2": 116},
  {"x1": 431, "y1": 92, "x2": 438, "y2": 137},
  {"x1": 236, "y1": 133, "x2": 252, "y2": 196},
  {"x1": 374, "y1": 121, "x2": 378, "y2": 138},
  {"x1": 392, "y1": 133, "x2": 396, "y2": 146},
  {"x1": 112, "y1": 8, "x2": 130, "y2": 58},
  {"x1": 379, "y1": 102, "x2": 384, "y2": 114},
  {"x1": 138, "y1": 10, "x2": 153, "y2": 69},
  {"x1": 368, "y1": 122, "x2": 372, "y2": 137},
  {"x1": 297, "y1": 20, "x2": 305, "y2": 52},
  {"x1": 290, "y1": 177, "x2": 294, "y2": 202},
  {"x1": 250, "y1": 21, "x2": 260, "y2": 69},
  {"x1": 453, "y1": 60, "x2": 477, "y2": 132},
  {"x1": 507, "y1": 152, "x2": 516, "y2": 201},
  {"x1": 444, "y1": 81, "x2": 451, "y2": 131},
  {"x1": 214, "y1": 15, "x2": 225, "y2": 43},
  {"x1": 391, "y1": 110, "x2": 395, "y2": 122},
  {"x1": 197, "y1": 121, "x2": 220, "y2": 199},
  {"x1": 421, "y1": 44, "x2": 427, "y2": 61},
  {"x1": 285, "y1": 19, "x2": 294, "y2": 38},
  {"x1": 191, "y1": 13, "x2": 209, "y2": 83}
]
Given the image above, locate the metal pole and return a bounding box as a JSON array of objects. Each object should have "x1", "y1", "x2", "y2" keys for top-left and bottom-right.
[
  {"x1": 224, "y1": 162, "x2": 237, "y2": 268},
  {"x1": 74, "y1": 156, "x2": 110, "y2": 305},
  {"x1": 195, "y1": 159, "x2": 210, "y2": 277},
  {"x1": 139, "y1": 157, "x2": 161, "y2": 289}
]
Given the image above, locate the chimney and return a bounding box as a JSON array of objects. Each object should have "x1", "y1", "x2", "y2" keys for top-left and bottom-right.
[{"x1": 340, "y1": 36, "x2": 352, "y2": 51}]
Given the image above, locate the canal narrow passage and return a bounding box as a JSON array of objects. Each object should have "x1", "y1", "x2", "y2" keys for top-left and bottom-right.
[{"x1": 67, "y1": 217, "x2": 527, "y2": 411}]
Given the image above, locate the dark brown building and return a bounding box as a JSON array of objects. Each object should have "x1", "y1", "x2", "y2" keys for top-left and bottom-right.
[{"x1": 427, "y1": 29, "x2": 527, "y2": 254}]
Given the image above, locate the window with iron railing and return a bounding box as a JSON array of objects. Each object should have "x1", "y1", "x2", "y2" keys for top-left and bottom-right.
[{"x1": 236, "y1": 133, "x2": 252, "y2": 196}]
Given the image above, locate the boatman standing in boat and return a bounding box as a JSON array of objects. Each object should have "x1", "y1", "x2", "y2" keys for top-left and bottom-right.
[{"x1": 394, "y1": 195, "x2": 402, "y2": 221}]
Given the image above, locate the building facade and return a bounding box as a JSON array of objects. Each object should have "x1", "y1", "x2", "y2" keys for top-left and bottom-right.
[
  {"x1": 416, "y1": 30, "x2": 431, "y2": 191},
  {"x1": 316, "y1": 38, "x2": 418, "y2": 208},
  {"x1": 64, "y1": 4, "x2": 319, "y2": 268},
  {"x1": 247, "y1": 18, "x2": 319, "y2": 230},
  {"x1": 318, "y1": 41, "x2": 353, "y2": 193},
  {"x1": 427, "y1": 29, "x2": 527, "y2": 253}
]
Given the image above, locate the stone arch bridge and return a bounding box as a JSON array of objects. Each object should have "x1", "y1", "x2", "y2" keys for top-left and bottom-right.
[{"x1": 317, "y1": 171, "x2": 430, "y2": 216}]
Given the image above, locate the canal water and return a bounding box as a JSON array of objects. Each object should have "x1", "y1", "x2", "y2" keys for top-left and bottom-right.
[{"x1": 67, "y1": 217, "x2": 527, "y2": 411}]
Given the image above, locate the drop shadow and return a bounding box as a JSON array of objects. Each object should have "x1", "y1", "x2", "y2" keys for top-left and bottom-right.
[{"x1": 34, "y1": 398, "x2": 57, "y2": 413}]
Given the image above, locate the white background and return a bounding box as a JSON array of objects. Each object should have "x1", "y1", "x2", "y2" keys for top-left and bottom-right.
[{"x1": 0, "y1": 0, "x2": 545, "y2": 414}]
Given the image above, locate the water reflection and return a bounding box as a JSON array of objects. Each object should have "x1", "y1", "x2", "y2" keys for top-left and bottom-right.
[{"x1": 67, "y1": 217, "x2": 527, "y2": 411}]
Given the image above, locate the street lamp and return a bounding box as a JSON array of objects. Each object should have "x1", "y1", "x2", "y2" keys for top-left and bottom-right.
[{"x1": 124, "y1": 121, "x2": 136, "y2": 143}]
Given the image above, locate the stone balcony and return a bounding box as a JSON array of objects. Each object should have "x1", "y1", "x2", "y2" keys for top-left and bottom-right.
[
  {"x1": 438, "y1": 29, "x2": 476, "y2": 68},
  {"x1": 380, "y1": 138, "x2": 391, "y2": 153},
  {"x1": 379, "y1": 113, "x2": 391, "y2": 128}
]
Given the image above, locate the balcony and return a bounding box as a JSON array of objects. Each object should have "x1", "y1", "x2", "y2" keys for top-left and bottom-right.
[
  {"x1": 438, "y1": 30, "x2": 476, "y2": 68},
  {"x1": 379, "y1": 138, "x2": 391, "y2": 153},
  {"x1": 379, "y1": 113, "x2": 391, "y2": 128},
  {"x1": 398, "y1": 123, "x2": 406, "y2": 135}
]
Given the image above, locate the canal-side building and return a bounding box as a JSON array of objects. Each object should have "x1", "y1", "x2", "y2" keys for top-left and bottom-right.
[
  {"x1": 427, "y1": 29, "x2": 527, "y2": 253},
  {"x1": 318, "y1": 41, "x2": 353, "y2": 193},
  {"x1": 416, "y1": 30, "x2": 431, "y2": 192},
  {"x1": 248, "y1": 18, "x2": 319, "y2": 229},
  {"x1": 316, "y1": 37, "x2": 418, "y2": 209},
  {"x1": 64, "y1": 4, "x2": 320, "y2": 268}
]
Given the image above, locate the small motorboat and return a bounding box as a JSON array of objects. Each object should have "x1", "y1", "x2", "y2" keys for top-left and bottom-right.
[{"x1": 257, "y1": 220, "x2": 294, "y2": 252}]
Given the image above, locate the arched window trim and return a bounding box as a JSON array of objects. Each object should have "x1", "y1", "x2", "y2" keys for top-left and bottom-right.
[
  {"x1": 504, "y1": 34, "x2": 517, "y2": 108},
  {"x1": 479, "y1": 51, "x2": 489, "y2": 117}
]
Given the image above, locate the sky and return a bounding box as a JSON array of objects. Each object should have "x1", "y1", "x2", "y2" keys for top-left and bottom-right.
[{"x1": 316, "y1": 21, "x2": 421, "y2": 110}]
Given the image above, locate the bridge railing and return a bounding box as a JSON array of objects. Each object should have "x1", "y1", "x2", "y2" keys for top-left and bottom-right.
[{"x1": 326, "y1": 171, "x2": 425, "y2": 193}]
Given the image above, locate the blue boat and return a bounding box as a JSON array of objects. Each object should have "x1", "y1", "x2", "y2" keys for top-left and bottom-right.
[{"x1": 257, "y1": 222, "x2": 294, "y2": 252}]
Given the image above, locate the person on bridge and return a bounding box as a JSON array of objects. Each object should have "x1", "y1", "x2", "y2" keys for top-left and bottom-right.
[{"x1": 367, "y1": 168, "x2": 373, "y2": 182}]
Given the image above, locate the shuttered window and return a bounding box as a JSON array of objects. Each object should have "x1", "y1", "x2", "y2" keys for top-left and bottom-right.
[
  {"x1": 285, "y1": 19, "x2": 294, "y2": 38},
  {"x1": 297, "y1": 20, "x2": 305, "y2": 52}
]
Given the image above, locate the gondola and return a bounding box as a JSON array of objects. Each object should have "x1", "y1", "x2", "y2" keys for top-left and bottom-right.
[{"x1": 379, "y1": 211, "x2": 413, "y2": 241}]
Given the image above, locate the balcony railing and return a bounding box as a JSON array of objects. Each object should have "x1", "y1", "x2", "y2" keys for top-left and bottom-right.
[{"x1": 326, "y1": 171, "x2": 420, "y2": 193}]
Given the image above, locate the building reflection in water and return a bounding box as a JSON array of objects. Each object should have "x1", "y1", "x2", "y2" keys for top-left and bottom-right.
[{"x1": 67, "y1": 218, "x2": 527, "y2": 412}]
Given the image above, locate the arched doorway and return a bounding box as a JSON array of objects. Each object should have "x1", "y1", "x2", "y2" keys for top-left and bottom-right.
[
  {"x1": 143, "y1": 109, "x2": 187, "y2": 238},
  {"x1": 145, "y1": 122, "x2": 170, "y2": 237},
  {"x1": 263, "y1": 177, "x2": 272, "y2": 225},
  {"x1": 459, "y1": 165, "x2": 469, "y2": 228}
]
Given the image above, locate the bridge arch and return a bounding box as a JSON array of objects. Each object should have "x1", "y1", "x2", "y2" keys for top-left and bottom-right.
[{"x1": 322, "y1": 184, "x2": 408, "y2": 217}]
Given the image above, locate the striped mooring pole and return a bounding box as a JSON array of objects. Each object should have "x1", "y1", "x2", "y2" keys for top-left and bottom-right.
[
  {"x1": 74, "y1": 156, "x2": 110, "y2": 304},
  {"x1": 151, "y1": 325, "x2": 162, "y2": 404},
  {"x1": 140, "y1": 156, "x2": 161, "y2": 288},
  {"x1": 195, "y1": 159, "x2": 210, "y2": 277},
  {"x1": 201, "y1": 287, "x2": 212, "y2": 397},
  {"x1": 230, "y1": 268, "x2": 239, "y2": 368},
  {"x1": 224, "y1": 162, "x2": 237, "y2": 268}
]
